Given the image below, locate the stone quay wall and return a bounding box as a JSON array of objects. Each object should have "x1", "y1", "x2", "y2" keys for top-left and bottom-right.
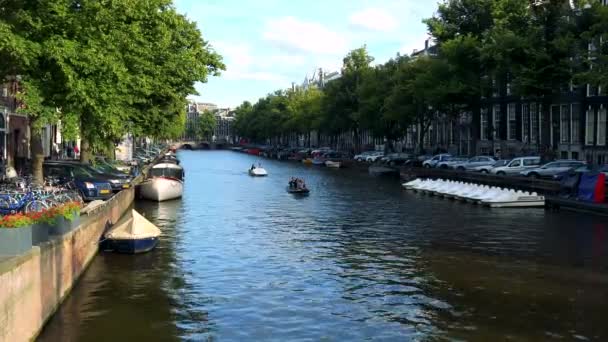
[{"x1": 0, "y1": 187, "x2": 134, "y2": 342}]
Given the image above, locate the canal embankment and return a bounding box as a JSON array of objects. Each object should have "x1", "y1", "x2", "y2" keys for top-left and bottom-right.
[{"x1": 0, "y1": 187, "x2": 134, "y2": 341}]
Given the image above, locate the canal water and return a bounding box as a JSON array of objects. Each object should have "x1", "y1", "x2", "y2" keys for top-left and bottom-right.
[{"x1": 39, "y1": 150, "x2": 608, "y2": 341}]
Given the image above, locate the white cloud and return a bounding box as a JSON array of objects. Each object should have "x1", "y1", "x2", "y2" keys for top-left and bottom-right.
[
  {"x1": 349, "y1": 8, "x2": 399, "y2": 32},
  {"x1": 211, "y1": 41, "x2": 287, "y2": 82},
  {"x1": 224, "y1": 71, "x2": 286, "y2": 82},
  {"x1": 263, "y1": 16, "x2": 348, "y2": 55}
]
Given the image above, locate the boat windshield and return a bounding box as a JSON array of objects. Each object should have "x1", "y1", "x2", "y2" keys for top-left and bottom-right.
[{"x1": 150, "y1": 167, "x2": 183, "y2": 180}]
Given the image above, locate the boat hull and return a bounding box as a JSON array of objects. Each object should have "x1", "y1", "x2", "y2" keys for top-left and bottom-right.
[
  {"x1": 140, "y1": 177, "x2": 183, "y2": 201},
  {"x1": 102, "y1": 237, "x2": 159, "y2": 254},
  {"x1": 286, "y1": 186, "x2": 310, "y2": 195},
  {"x1": 483, "y1": 200, "x2": 545, "y2": 208},
  {"x1": 249, "y1": 169, "x2": 268, "y2": 176}
]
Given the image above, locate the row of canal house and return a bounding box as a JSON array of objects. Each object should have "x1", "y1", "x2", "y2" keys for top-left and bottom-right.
[
  {"x1": 417, "y1": 78, "x2": 608, "y2": 165},
  {"x1": 405, "y1": 25, "x2": 608, "y2": 164}
]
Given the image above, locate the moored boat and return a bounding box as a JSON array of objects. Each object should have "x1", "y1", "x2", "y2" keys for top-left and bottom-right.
[
  {"x1": 325, "y1": 160, "x2": 341, "y2": 168},
  {"x1": 102, "y1": 209, "x2": 161, "y2": 254},
  {"x1": 140, "y1": 163, "x2": 184, "y2": 201},
  {"x1": 312, "y1": 157, "x2": 326, "y2": 166}
]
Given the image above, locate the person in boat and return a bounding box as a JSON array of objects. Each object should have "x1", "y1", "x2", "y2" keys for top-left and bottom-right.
[
  {"x1": 251, "y1": 164, "x2": 255, "y2": 171},
  {"x1": 289, "y1": 177, "x2": 295, "y2": 188}
]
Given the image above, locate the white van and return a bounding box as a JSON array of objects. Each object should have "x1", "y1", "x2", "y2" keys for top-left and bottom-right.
[{"x1": 490, "y1": 156, "x2": 541, "y2": 176}]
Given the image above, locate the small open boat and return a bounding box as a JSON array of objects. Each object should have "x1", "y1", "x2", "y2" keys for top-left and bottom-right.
[
  {"x1": 102, "y1": 209, "x2": 161, "y2": 254},
  {"x1": 249, "y1": 166, "x2": 268, "y2": 176}
]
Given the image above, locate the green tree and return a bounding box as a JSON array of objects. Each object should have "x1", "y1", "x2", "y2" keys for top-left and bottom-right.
[
  {"x1": 195, "y1": 110, "x2": 217, "y2": 141},
  {"x1": 575, "y1": 1, "x2": 608, "y2": 90},
  {"x1": 386, "y1": 56, "x2": 455, "y2": 153},
  {"x1": 0, "y1": 0, "x2": 224, "y2": 182},
  {"x1": 425, "y1": 0, "x2": 496, "y2": 149},
  {"x1": 483, "y1": 0, "x2": 578, "y2": 146},
  {"x1": 322, "y1": 46, "x2": 374, "y2": 151}
]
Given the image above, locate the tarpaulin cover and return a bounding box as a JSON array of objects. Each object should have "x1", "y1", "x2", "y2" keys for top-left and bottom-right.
[
  {"x1": 559, "y1": 172, "x2": 581, "y2": 198},
  {"x1": 577, "y1": 173, "x2": 606, "y2": 203}
]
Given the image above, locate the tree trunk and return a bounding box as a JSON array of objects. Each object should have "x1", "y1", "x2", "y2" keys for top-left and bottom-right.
[
  {"x1": 80, "y1": 134, "x2": 91, "y2": 164},
  {"x1": 353, "y1": 127, "x2": 361, "y2": 153},
  {"x1": 30, "y1": 125, "x2": 45, "y2": 186}
]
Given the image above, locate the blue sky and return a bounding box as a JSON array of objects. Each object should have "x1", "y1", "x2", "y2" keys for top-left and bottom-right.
[{"x1": 174, "y1": 0, "x2": 437, "y2": 108}]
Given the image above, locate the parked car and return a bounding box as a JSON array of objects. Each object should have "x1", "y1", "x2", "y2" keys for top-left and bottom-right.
[
  {"x1": 471, "y1": 159, "x2": 510, "y2": 173},
  {"x1": 422, "y1": 154, "x2": 452, "y2": 168},
  {"x1": 490, "y1": 156, "x2": 541, "y2": 176},
  {"x1": 450, "y1": 156, "x2": 497, "y2": 171},
  {"x1": 381, "y1": 153, "x2": 413, "y2": 166},
  {"x1": 436, "y1": 156, "x2": 468, "y2": 169},
  {"x1": 43, "y1": 161, "x2": 114, "y2": 201},
  {"x1": 520, "y1": 160, "x2": 586, "y2": 179},
  {"x1": 354, "y1": 151, "x2": 376, "y2": 162},
  {"x1": 98, "y1": 157, "x2": 131, "y2": 174},
  {"x1": 366, "y1": 151, "x2": 385, "y2": 163},
  {"x1": 87, "y1": 164, "x2": 133, "y2": 191}
]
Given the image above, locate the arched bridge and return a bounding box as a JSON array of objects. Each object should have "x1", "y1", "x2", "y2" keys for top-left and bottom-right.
[{"x1": 172, "y1": 140, "x2": 232, "y2": 150}]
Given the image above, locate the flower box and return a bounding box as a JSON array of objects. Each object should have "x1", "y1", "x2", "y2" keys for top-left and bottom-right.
[
  {"x1": 31, "y1": 222, "x2": 50, "y2": 245},
  {"x1": 49, "y1": 215, "x2": 80, "y2": 236},
  {"x1": 0, "y1": 226, "x2": 33, "y2": 256}
]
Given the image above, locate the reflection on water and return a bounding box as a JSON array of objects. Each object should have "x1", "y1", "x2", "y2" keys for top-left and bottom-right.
[{"x1": 39, "y1": 151, "x2": 608, "y2": 341}]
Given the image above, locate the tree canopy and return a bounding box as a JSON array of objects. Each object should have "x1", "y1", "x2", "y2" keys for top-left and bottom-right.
[
  {"x1": 232, "y1": 0, "x2": 607, "y2": 154},
  {"x1": 0, "y1": 0, "x2": 224, "y2": 182}
]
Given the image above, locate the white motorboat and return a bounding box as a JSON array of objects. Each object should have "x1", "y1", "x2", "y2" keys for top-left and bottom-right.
[
  {"x1": 325, "y1": 160, "x2": 341, "y2": 168},
  {"x1": 248, "y1": 165, "x2": 268, "y2": 177},
  {"x1": 139, "y1": 163, "x2": 184, "y2": 201}
]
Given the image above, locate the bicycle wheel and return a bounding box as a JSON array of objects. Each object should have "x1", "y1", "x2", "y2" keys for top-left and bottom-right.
[
  {"x1": 0, "y1": 198, "x2": 10, "y2": 209},
  {"x1": 24, "y1": 200, "x2": 48, "y2": 213}
]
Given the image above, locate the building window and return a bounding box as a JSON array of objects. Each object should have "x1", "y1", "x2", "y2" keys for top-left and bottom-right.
[
  {"x1": 561, "y1": 151, "x2": 568, "y2": 159},
  {"x1": 598, "y1": 106, "x2": 607, "y2": 146},
  {"x1": 571, "y1": 103, "x2": 580, "y2": 143},
  {"x1": 572, "y1": 151, "x2": 579, "y2": 160},
  {"x1": 586, "y1": 107, "x2": 595, "y2": 145},
  {"x1": 531, "y1": 103, "x2": 539, "y2": 144},
  {"x1": 560, "y1": 104, "x2": 570, "y2": 143},
  {"x1": 507, "y1": 103, "x2": 516, "y2": 140},
  {"x1": 481, "y1": 108, "x2": 489, "y2": 141},
  {"x1": 493, "y1": 105, "x2": 501, "y2": 140},
  {"x1": 522, "y1": 103, "x2": 530, "y2": 143},
  {"x1": 588, "y1": 84, "x2": 599, "y2": 97}
]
